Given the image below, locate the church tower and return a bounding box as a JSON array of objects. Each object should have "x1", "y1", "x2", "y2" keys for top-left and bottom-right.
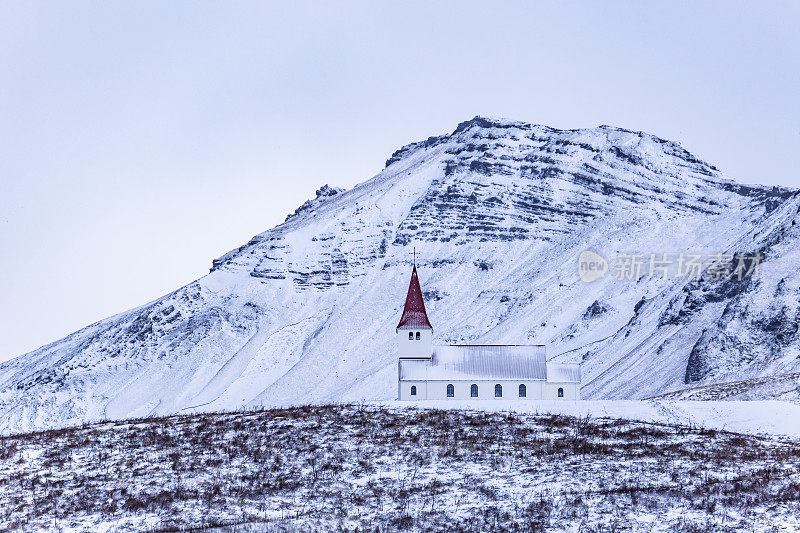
[{"x1": 396, "y1": 265, "x2": 433, "y2": 359}]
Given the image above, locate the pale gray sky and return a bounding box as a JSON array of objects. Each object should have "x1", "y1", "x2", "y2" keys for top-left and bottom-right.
[{"x1": 1, "y1": 1, "x2": 799, "y2": 362}]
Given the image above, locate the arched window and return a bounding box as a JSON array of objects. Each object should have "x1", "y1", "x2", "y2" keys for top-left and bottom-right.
[
  {"x1": 446, "y1": 384, "x2": 454, "y2": 397},
  {"x1": 410, "y1": 385, "x2": 417, "y2": 396},
  {"x1": 471, "y1": 384, "x2": 478, "y2": 397},
  {"x1": 494, "y1": 384, "x2": 502, "y2": 397},
  {"x1": 519, "y1": 384, "x2": 526, "y2": 398},
  {"x1": 408, "y1": 331, "x2": 413, "y2": 340},
  {"x1": 558, "y1": 387, "x2": 564, "y2": 398},
  {"x1": 415, "y1": 331, "x2": 421, "y2": 340}
]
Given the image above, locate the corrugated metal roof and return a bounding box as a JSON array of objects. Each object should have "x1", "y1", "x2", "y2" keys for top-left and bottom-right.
[
  {"x1": 400, "y1": 345, "x2": 548, "y2": 380},
  {"x1": 396, "y1": 266, "x2": 433, "y2": 330},
  {"x1": 546, "y1": 363, "x2": 581, "y2": 383}
]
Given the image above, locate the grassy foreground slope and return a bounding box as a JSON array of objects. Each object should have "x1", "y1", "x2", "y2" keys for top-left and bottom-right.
[{"x1": 1, "y1": 405, "x2": 800, "y2": 532}]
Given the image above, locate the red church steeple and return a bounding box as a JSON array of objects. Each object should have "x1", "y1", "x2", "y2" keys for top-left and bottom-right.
[{"x1": 396, "y1": 265, "x2": 433, "y2": 330}]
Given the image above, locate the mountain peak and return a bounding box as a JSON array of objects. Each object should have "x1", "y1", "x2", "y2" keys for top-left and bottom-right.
[
  {"x1": 452, "y1": 115, "x2": 524, "y2": 134},
  {"x1": 383, "y1": 116, "x2": 723, "y2": 181}
]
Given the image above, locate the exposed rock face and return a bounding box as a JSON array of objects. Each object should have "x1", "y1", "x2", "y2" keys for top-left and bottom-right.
[
  {"x1": 283, "y1": 185, "x2": 345, "y2": 223},
  {"x1": 1, "y1": 116, "x2": 798, "y2": 433}
]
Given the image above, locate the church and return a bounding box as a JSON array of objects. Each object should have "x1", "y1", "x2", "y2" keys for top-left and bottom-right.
[{"x1": 397, "y1": 265, "x2": 581, "y2": 401}]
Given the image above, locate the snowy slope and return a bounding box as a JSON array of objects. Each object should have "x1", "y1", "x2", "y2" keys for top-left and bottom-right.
[
  {"x1": 1, "y1": 116, "x2": 797, "y2": 433},
  {"x1": 378, "y1": 399, "x2": 800, "y2": 439}
]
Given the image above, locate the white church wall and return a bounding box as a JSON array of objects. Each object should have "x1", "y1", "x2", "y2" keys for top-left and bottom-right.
[
  {"x1": 399, "y1": 380, "x2": 580, "y2": 400},
  {"x1": 397, "y1": 329, "x2": 433, "y2": 358},
  {"x1": 399, "y1": 381, "x2": 428, "y2": 400},
  {"x1": 543, "y1": 382, "x2": 580, "y2": 400},
  {"x1": 401, "y1": 380, "x2": 548, "y2": 400}
]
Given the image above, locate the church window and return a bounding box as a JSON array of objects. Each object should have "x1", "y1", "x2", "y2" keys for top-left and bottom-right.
[
  {"x1": 415, "y1": 331, "x2": 420, "y2": 340},
  {"x1": 558, "y1": 387, "x2": 564, "y2": 398},
  {"x1": 471, "y1": 384, "x2": 478, "y2": 397},
  {"x1": 408, "y1": 331, "x2": 413, "y2": 340},
  {"x1": 519, "y1": 384, "x2": 526, "y2": 398},
  {"x1": 494, "y1": 384, "x2": 502, "y2": 397},
  {"x1": 446, "y1": 384, "x2": 454, "y2": 397},
  {"x1": 411, "y1": 386, "x2": 417, "y2": 396}
]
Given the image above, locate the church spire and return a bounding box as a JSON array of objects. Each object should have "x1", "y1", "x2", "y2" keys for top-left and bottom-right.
[{"x1": 396, "y1": 265, "x2": 433, "y2": 330}]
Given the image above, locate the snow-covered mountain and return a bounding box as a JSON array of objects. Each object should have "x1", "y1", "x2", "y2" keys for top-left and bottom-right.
[{"x1": 2, "y1": 116, "x2": 798, "y2": 433}]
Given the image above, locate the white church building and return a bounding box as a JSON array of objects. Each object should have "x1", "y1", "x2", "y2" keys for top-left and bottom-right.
[{"x1": 397, "y1": 265, "x2": 581, "y2": 401}]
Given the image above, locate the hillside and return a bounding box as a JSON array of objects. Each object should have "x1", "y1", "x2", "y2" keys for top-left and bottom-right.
[
  {"x1": 1, "y1": 116, "x2": 798, "y2": 434},
  {"x1": 2, "y1": 405, "x2": 799, "y2": 531},
  {"x1": 649, "y1": 372, "x2": 800, "y2": 401}
]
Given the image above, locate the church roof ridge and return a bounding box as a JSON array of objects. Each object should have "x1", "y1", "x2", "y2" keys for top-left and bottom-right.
[{"x1": 447, "y1": 344, "x2": 546, "y2": 347}]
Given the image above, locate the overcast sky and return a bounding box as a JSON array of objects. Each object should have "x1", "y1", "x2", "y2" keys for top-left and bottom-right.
[{"x1": 1, "y1": 1, "x2": 798, "y2": 362}]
